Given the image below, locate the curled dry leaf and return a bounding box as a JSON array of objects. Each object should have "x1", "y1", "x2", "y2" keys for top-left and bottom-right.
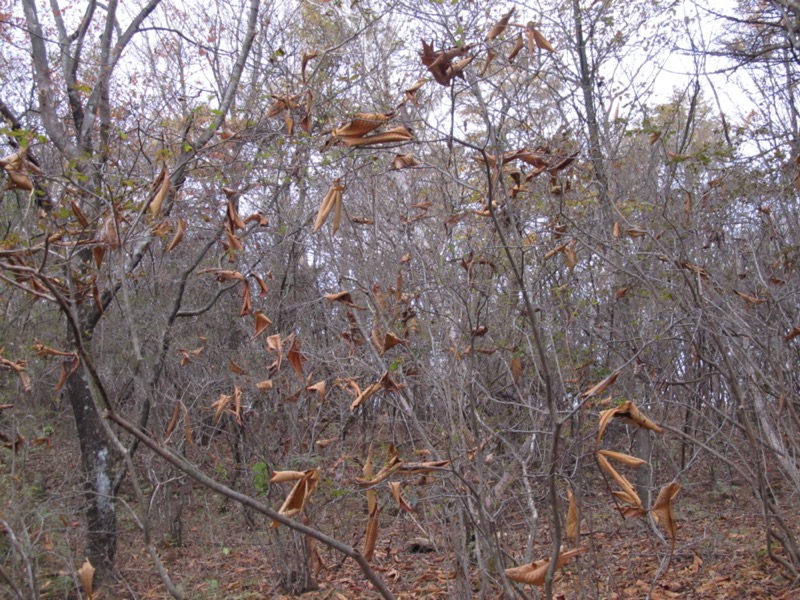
[
  {"x1": 313, "y1": 179, "x2": 345, "y2": 234},
  {"x1": 148, "y1": 166, "x2": 170, "y2": 218},
  {"x1": 252, "y1": 311, "x2": 272, "y2": 339},
  {"x1": 333, "y1": 112, "x2": 394, "y2": 137},
  {"x1": 77, "y1": 559, "x2": 96, "y2": 600},
  {"x1": 508, "y1": 35, "x2": 524, "y2": 62},
  {"x1": 355, "y1": 444, "x2": 402, "y2": 487},
  {"x1": 505, "y1": 547, "x2": 587, "y2": 586},
  {"x1": 1, "y1": 152, "x2": 41, "y2": 191},
  {"x1": 567, "y1": 487, "x2": 579, "y2": 544},
  {"x1": 486, "y1": 7, "x2": 515, "y2": 41},
  {"x1": 533, "y1": 28, "x2": 555, "y2": 52},
  {"x1": 652, "y1": 481, "x2": 681, "y2": 541},
  {"x1": 597, "y1": 400, "x2": 662, "y2": 445},
  {"x1": 388, "y1": 481, "x2": 415, "y2": 513},
  {"x1": 582, "y1": 370, "x2": 620, "y2": 400},
  {"x1": 598, "y1": 449, "x2": 648, "y2": 468},
  {"x1": 270, "y1": 470, "x2": 306, "y2": 483},
  {"x1": 596, "y1": 452, "x2": 642, "y2": 513},
  {"x1": 340, "y1": 126, "x2": 413, "y2": 147},
  {"x1": 325, "y1": 290, "x2": 367, "y2": 310},
  {"x1": 306, "y1": 380, "x2": 326, "y2": 401},
  {"x1": 166, "y1": 217, "x2": 186, "y2": 251},
  {"x1": 272, "y1": 469, "x2": 321, "y2": 527},
  {"x1": 392, "y1": 153, "x2": 422, "y2": 170}
]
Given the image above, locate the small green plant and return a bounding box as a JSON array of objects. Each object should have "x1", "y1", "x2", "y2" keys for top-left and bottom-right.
[{"x1": 252, "y1": 461, "x2": 269, "y2": 496}]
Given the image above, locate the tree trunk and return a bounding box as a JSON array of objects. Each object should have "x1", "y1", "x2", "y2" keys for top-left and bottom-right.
[{"x1": 66, "y1": 365, "x2": 116, "y2": 580}]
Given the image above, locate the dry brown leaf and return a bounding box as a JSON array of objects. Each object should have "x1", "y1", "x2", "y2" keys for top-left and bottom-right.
[
  {"x1": 397, "y1": 460, "x2": 450, "y2": 475},
  {"x1": 240, "y1": 280, "x2": 252, "y2": 316},
  {"x1": 270, "y1": 470, "x2": 307, "y2": 483},
  {"x1": 508, "y1": 34, "x2": 524, "y2": 62},
  {"x1": 582, "y1": 370, "x2": 620, "y2": 400},
  {"x1": 77, "y1": 559, "x2": 96, "y2": 600},
  {"x1": 149, "y1": 166, "x2": 170, "y2": 218},
  {"x1": 333, "y1": 112, "x2": 394, "y2": 137},
  {"x1": 325, "y1": 291, "x2": 366, "y2": 310},
  {"x1": 313, "y1": 179, "x2": 345, "y2": 234},
  {"x1": 306, "y1": 380, "x2": 326, "y2": 402},
  {"x1": 486, "y1": 8, "x2": 515, "y2": 41},
  {"x1": 652, "y1": 481, "x2": 681, "y2": 540},
  {"x1": 616, "y1": 400, "x2": 664, "y2": 433},
  {"x1": 252, "y1": 311, "x2": 272, "y2": 339},
  {"x1": 597, "y1": 452, "x2": 642, "y2": 511},
  {"x1": 340, "y1": 126, "x2": 413, "y2": 147},
  {"x1": 272, "y1": 469, "x2": 321, "y2": 527},
  {"x1": 256, "y1": 379, "x2": 273, "y2": 392},
  {"x1": 505, "y1": 547, "x2": 587, "y2": 586},
  {"x1": 301, "y1": 51, "x2": 318, "y2": 82},
  {"x1": 164, "y1": 401, "x2": 183, "y2": 439},
  {"x1": 388, "y1": 481, "x2": 415, "y2": 513},
  {"x1": 355, "y1": 444, "x2": 402, "y2": 487},
  {"x1": 533, "y1": 28, "x2": 555, "y2": 52},
  {"x1": 166, "y1": 217, "x2": 186, "y2": 251},
  {"x1": 287, "y1": 337, "x2": 307, "y2": 379},
  {"x1": 598, "y1": 449, "x2": 648, "y2": 468},
  {"x1": 567, "y1": 487, "x2": 579, "y2": 544},
  {"x1": 350, "y1": 380, "x2": 382, "y2": 412},
  {"x1": 229, "y1": 359, "x2": 246, "y2": 375},
  {"x1": 392, "y1": 153, "x2": 422, "y2": 169}
]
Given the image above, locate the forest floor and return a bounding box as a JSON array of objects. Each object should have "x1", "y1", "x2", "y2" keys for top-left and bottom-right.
[{"x1": 7, "y1": 419, "x2": 800, "y2": 599}]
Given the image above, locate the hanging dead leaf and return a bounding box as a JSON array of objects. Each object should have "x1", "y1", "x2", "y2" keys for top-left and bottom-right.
[
  {"x1": 227, "y1": 198, "x2": 246, "y2": 231},
  {"x1": 596, "y1": 452, "x2": 642, "y2": 512},
  {"x1": 508, "y1": 35, "x2": 524, "y2": 62},
  {"x1": 165, "y1": 401, "x2": 183, "y2": 439},
  {"x1": 392, "y1": 153, "x2": 422, "y2": 169},
  {"x1": 325, "y1": 290, "x2": 366, "y2": 310},
  {"x1": 148, "y1": 166, "x2": 170, "y2": 218},
  {"x1": 397, "y1": 460, "x2": 450, "y2": 475},
  {"x1": 420, "y1": 40, "x2": 475, "y2": 86},
  {"x1": 240, "y1": 280, "x2": 252, "y2": 316},
  {"x1": 396, "y1": 77, "x2": 427, "y2": 108},
  {"x1": 598, "y1": 449, "x2": 648, "y2": 468},
  {"x1": 355, "y1": 444, "x2": 402, "y2": 487},
  {"x1": 533, "y1": 28, "x2": 555, "y2": 52},
  {"x1": 0, "y1": 152, "x2": 41, "y2": 191},
  {"x1": 166, "y1": 217, "x2": 186, "y2": 251},
  {"x1": 486, "y1": 8, "x2": 515, "y2": 41},
  {"x1": 301, "y1": 51, "x2": 318, "y2": 82},
  {"x1": 651, "y1": 481, "x2": 681, "y2": 541},
  {"x1": 388, "y1": 481, "x2": 415, "y2": 513},
  {"x1": 597, "y1": 400, "x2": 662, "y2": 445},
  {"x1": 306, "y1": 380, "x2": 326, "y2": 401},
  {"x1": 511, "y1": 356, "x2": 522, "y2": 385},
  {"x1": 313, "y1": 179, "x2": 345, "y2": 234},
  {"x1": 272, "y1": 469, "x2": 321, "y2": 527},
  {"x1": 525, "y1": 22, "x2": 537, "y2": 54},
  {"x1": 271, "y1": 470, "x2": 307, "y2": 483},
  {"x1": 333, "y1": 112, "x2": 394, "y2": 137},
  {"x1": 649, "y1": 131, "x2": 661, "y2": 144},
  {"x1": 287, "y1": 337, "x2": 307, "y2": 379},
  {"x1": 252, "y1": 311, "x2": 272, "y2": 339},
  {"x1": 77, "y1": 559, "x2": 96, "y2": 600},
  {"x1": 350, "y1": 380, "x2": 383, "y2": 411},
  {"x1": 71, "y1": 200, "x2": 89, "y2": 227},
  {"x1": 567, "y1": 487, "x2": 579, "y2": 544},
  {"x1": 581, "y1": 370, "x2": 620, "y2": 400},
  {"x1": 249, "y1": 273, "x2": 269, "y2": 297},
  {"x1": 505, "y1": 547, "x2": 587, "y2": 586},
  {"x1": 340, "y1": 126, "x2": 414, "y2": 147}
]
